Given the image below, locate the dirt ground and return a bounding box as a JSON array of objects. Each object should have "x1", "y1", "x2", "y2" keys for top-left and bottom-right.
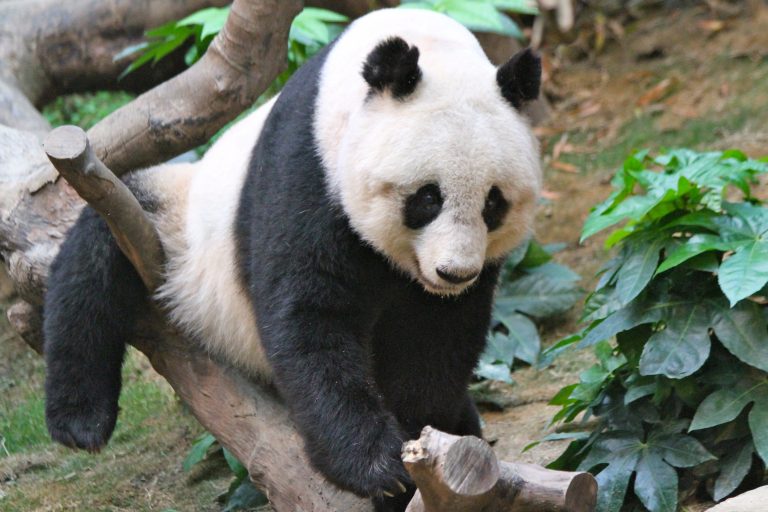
[{"x1": 1, "y1": 2, "x2": 768, "y2": 511}]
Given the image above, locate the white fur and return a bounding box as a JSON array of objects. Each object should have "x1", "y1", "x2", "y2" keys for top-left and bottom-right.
[
  {"x1": 137, "y1": 97, "x2": 278, "y2": 379},
  {"x1": 316, "y1": 9, "x2": 541, "y2": 296}
]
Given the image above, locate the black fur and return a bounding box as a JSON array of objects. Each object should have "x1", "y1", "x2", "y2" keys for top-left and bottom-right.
[
  {"x1": 496, "y1": 47, "x2": 542, "y2": 109},
  {"x1": 362, "y1": 37, "x2": 421, "y2": 99},
  {"x1": 236, "y1": 41, "x2": 499, "y2": 511},
  {"x1": 43, "y1": 206, "x2": 147, "y2": 452}
]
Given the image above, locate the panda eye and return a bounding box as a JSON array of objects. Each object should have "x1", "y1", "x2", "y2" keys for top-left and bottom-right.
[
  {"x1": 404, "y1": 184, "x2": 443, "y2": 229},
  {"x1": 483, "y1": 186, "x2": 509, "y2": 232}
]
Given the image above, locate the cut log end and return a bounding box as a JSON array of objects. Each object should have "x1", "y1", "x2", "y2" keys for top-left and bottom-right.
[{"x1": 43, "y1": 125, "x2": 88, "y2": 161}]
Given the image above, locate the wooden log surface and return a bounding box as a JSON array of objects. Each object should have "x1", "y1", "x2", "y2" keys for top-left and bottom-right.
[{"x1": 403, "y1": 427, "x2": 597, "y2": 512}]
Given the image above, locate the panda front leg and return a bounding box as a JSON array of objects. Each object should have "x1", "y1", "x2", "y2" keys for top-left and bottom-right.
[{"x1": 253, "y1": 283, "x2": 412, "y2": 499}]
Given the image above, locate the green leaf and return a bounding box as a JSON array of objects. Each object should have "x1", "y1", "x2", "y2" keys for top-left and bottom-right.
[
  {"x1": 222, "y1": 479, "x2": 269, "y2": 512},
  {"x1": 298, "y1": 7, "x2": 349, "y2": 23},
  {"x1": 503, "y1": 312, "x2": 540, "y2": 365},
  {"x1": 495, "y1": 274, "x2": 581, "y2": 318},
  {"x1": 714, "y1": 441, "x2": 753, "y2": 501},
  {"x1": 615, "y1": 237, "x2": 663, "y2": 305},
  {"x1": 474, "y1": 360, "x2": 513, "y2": 383},
  {"x1": 624, "y1": 383, "x2": 657, "y2": 404},
  {"x1": 222, "y1": 448, "x2": 247, "y2": 479},
  {"x1": 748, "y1": 400, "x2": 768, "y2": 465},
  {"x1": 639, "y1": 304, "x2": 711, "y2": 379},
  {"x1": 690, "y1": 383, "x2": 765, "y2": 431},
  {"x1": 711, "y1": 299, "x2": 768, "y2": 372},
  {"x1": 178, "y1": 7, "x2": 229, "y2": 39},
  {"x1": 582, "y1": 194, "x2": 663, "y2": 241},
  {"x1": 442, "y1": 1, "x2": 506, "y2": 33},
  {"x1": 650, "y1": 433, "x2": 715, "y2": 468},
  {"x1": 491, "y1": 0, "x2": 539, "y2": 15},
  {"x1": 579, "y1": 433, "x2": 643, "y2": 512},
  {"x1": 525, "y1": 261, "x2": 581, "y2": 282},
  {"x1": 718, "y1": 240, "x2": 768, "y2": 305},
  {"x1": 579, "y1": 296, "x2": 668, "y2": 348},
  {"x1": 183, "y1": 432, "x2": 217, "y2": 472},
  {"x1": 483, "y1": 331, "x2": 517, "y2": 366},
  {"x1": 656, "y1": 234, "x2": 731, "y2": 274},
  {"x1": 634, "y1": 453, "x2": 678, "y2": 512},
  {"x1": 519, "y1": 239, "x2": 552, "y2": 268}
]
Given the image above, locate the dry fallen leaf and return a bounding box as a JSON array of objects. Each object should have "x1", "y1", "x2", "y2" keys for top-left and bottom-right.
[
  {"x1": 551, "y1": 160, "x2": 579, "y2": 173},
  {"x1": 637, "y1": 77, "x2": 675, "y2": 107}
]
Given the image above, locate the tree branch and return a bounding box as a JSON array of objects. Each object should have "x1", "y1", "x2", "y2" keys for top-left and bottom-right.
[{"x1": 88, "y1": 0, "x2": 304, "y2": 175}]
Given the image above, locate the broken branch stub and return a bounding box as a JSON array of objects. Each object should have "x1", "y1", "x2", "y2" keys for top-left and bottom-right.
[
  {"x1": 403, "y1": 426, "x2": 597, "y2": 512},
  {"x1": 43, "y1": 125, "x2": 164, "y2": 292}
]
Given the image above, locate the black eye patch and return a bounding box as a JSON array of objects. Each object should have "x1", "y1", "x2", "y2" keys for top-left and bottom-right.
[
  {"x1": 483, "y1": 186, "x2": 509, "y2": 231},
  {"x1": 404, "y1": 184, "x2": 443, "y2": 229}
]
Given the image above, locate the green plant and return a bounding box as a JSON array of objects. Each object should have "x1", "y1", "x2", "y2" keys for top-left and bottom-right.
[
  {"x1": 116, "y1": 7, "x2": 348, "y2": 81},
  {"x1": 543, "y1": 148, "x2": 768, "y2": 512},
  {"x1": 399, "y1": 0, "x2": 538, "y2": 39},
  {"x1": 476, "y1": 239, "x2": 581, "y2": 383},
  {"x1": 184, "y1": 433, "x2": 269, "y2": 511}
]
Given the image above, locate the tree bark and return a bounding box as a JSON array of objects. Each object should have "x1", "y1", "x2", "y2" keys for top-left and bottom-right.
[{"x1": 403, "y1": 427, "x2": 597, "y2": 512}]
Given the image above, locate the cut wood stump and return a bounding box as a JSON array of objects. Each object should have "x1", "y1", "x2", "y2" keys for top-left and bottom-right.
[{"x1": 403, "y1": 427, "x2": 597, "y2": 512}]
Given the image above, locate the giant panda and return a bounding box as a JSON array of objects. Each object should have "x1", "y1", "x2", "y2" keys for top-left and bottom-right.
[{"x1": 42, "y1": 8, "x2": 542, "y2": 511}]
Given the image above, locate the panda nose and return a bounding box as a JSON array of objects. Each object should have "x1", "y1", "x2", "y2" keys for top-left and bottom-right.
[{"x1": 436, "y1": 268, "x2": 480, "y2": 284}]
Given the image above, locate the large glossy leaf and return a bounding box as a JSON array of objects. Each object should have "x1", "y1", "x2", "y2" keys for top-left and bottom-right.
[
  {"x1": 579, "y1": 432, "x2": 643, "y2": 512},
  {"x1": 615, "y1": 238, "x2": 663, "y2": 305},
  {"x1": 483, "y1": 331, "x2": 517, "y2": 366},
  {"x1": 474, "y1": 360, "x2": 512, "y2": 383},
  {"x1": 579, "y1": 296, "x2": 672, "y2": 348},
  {"x1": 690, "y1": 382, "x2": 767, "y2": 430},
  {"x1": 656, "y1": 234, "x2": 731, "y2": 274},
  {"x1": 650, "y1": 434, "x2": 715, "y2": 468},
  {"x1": 718, "y1": 240, "x2": 768, "y2": 305},
  {"x1": 714, "y1": 441, "x2": 754, "y2": 501},
  {"x1": 634, "y1": 453, "x2": 677, "y2": 512},
  {"x1": 639, "y1": 304, "x2": 710, "y2": 378},
  {"x1": 504, "y1": 312, "x2": 540, "y2": 365},
  {"x1": 711, "y1": 299, "x2": 768, "y2": 372}
]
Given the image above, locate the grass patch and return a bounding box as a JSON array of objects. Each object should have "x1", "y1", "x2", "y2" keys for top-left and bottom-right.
[
  {"x1": 0, "y1": 349, "x2": 177, "y2": 456},
  {"x1": 42, "y1": 91, "x2": 135, "y2": 130}
]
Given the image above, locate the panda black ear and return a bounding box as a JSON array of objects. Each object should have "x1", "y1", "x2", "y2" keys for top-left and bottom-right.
[
  {"x1": 496, "y1": 48, "x2": 541, "y2": 109},
  {"x1": 362, "y1": 37, "x2": 422, "y2": 99}
]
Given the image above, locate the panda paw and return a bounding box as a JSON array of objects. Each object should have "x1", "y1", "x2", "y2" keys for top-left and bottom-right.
[
  {"x1": 46, "y1": 405, "x2": 117, "y2": 453},
  {"x1": 315, "y1": 423, "x2": 412, "y2": 498}
]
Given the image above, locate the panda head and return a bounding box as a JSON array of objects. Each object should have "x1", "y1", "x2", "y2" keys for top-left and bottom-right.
[{"x1": 318, "y1": 11, "x2": 542, "y2": 296}]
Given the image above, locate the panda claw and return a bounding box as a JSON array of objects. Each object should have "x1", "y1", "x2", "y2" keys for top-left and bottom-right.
[
  {"x1": 396, "y1": 480, "x2": 407, "y2": 493},
  {"x1": 382, "y1": 490, "x2": 395, "y2": 498}
]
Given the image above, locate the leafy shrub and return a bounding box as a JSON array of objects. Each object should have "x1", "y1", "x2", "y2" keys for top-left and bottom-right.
[
  {"x1": 116, "y1": 7, "x2": 349, "y2": 82},
  {"x1": 184, "y1": 432, "x2": 268, "y2": 511},
  {"x1": 544, "y1": 149, "x2": 768, "y2": 512},
  {"x1": 477, "y1": 239, "x2": 581, "y2": 383}
]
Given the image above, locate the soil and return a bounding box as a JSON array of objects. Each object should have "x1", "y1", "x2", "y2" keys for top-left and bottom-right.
[{"x1": 2, "y1": 2, "x2": 768, "y2": 510}]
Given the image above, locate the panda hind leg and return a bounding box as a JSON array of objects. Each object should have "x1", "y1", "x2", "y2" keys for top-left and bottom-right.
[{"x1": 43, "y1": 207, "x2": 147, "y2": 452}]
